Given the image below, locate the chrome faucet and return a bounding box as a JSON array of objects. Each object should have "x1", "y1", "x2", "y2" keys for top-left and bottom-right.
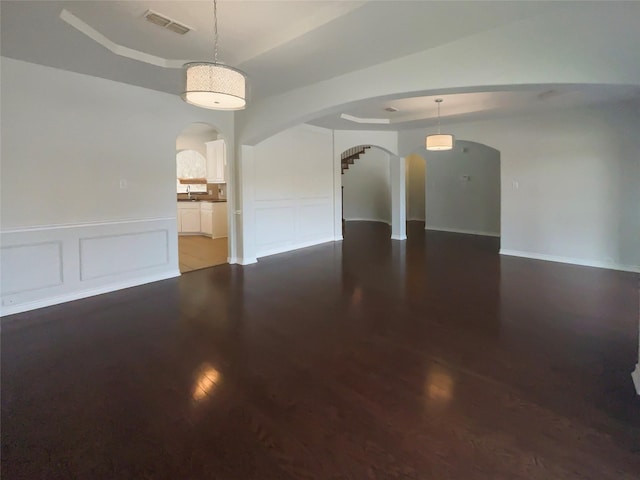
[{"x1": 186, "y1": 185, "x2": 191, "y2": 200}]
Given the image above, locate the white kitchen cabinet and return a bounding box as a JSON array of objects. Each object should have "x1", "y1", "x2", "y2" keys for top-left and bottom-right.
[
  {"x1": 205, "y1": 139, "x2": 226, "y2": 183},
  {"x1": 212, "y1": 202, "x2": 228, "y2": 238},
  {"x1": 177, "y1": 202, "x2": 201, "y2": 233},
  {"x1": 200, "y1": 202, "x2": 213, "y2": 236}
]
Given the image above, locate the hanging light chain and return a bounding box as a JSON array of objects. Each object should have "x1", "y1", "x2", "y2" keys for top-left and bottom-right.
[
  {"x1": 213, "y1": 0, "x2": 219, "y2": 64},
  {"x1": 436, "y1": 98, "x2": 442, "y2": 134}
]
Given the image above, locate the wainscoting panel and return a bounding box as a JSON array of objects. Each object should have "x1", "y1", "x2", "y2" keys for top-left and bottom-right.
[
  {"x1": 255, "y1": 205, "x2": 295, "y2": 251},
  {"x1": 297, "y1": 200, "x2": 333, "y2": 242},
  {"x1": 0, "y1": 241, "x2": 63, "y2": 295},
  {"x1": 80, "y1": 230, "x2": 169, "y2": 281},
  {"x1": 1, "y1": 218, "x2": 180, "y2": 316},
  {"x1": 254, "y1": 197, "x2": 334, "y2": 258}
]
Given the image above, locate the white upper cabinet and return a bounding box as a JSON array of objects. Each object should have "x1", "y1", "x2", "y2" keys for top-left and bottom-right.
[{"x1": 205, "y1": 139, "x2": 226, "y2": 183}]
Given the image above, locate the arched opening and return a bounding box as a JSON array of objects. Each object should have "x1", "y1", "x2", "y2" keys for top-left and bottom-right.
[
  {"x1": 341, "y1": 145, "x2": 391, "y2": 226},
  {"x1": 176, "y1": 123, "x2": 231, "y2": 273},
  {"x1": 340, "y1": 144, "x2": 401, "y2": 240},
  {"x1": 406, "y1": 140, "x2": 501, "y2": 244}
]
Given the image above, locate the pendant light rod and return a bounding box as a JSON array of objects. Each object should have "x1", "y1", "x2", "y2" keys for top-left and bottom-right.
[
  {"x1": 425, "y1": 98, "x2": 454, "y2": 151},
  {"x1": 435, "y1": 98, "x2": 443, "y2": 134},
  {"x1": 213, "y1": 0, "x2": 219, "y2": 63}
]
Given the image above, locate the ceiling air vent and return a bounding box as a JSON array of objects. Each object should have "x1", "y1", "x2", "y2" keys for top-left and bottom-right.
[
  {"x1": 144, "y1": 10, "x2": 191, "y2": 35},
  {"x1": 384, "y1": 106, "x2": 399, "y2": 113}
]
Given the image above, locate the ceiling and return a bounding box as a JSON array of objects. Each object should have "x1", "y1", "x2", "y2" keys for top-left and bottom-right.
[
  {"x1": 2, "y1": 1, "x2": 638, "y2": 129},
  {"x1": 309, "y1": 85, "x2": 640, "y2": 131}
]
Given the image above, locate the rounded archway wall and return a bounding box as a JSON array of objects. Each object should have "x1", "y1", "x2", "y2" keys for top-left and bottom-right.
[
  {"x1": 341, "y1": 146, "x2": 392, "y2": 226},
  {"x1": 406, "y1": 140, "x2": 501, "y2": 238}
]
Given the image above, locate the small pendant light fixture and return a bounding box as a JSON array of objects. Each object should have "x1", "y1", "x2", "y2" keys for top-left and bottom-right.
[
  {"x1": 182, "y1": 0, "x2": 247, "y2": 110},
  {"x1": 426, "y1": 98, "x2": 454, "y2": 151}
]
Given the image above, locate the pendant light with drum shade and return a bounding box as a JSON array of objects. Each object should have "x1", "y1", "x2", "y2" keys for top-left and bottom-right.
[
  {"x1": 182, "y1": 0, "x2": 247, "y2": 110},
  {"x1": 426, "y1": 98, "x2": 453, "y2": 151}
]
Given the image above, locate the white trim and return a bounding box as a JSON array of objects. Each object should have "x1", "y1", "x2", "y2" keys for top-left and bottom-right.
[
  {"x1": 237, "y1": 257, "x2": 258, "y2": 265},
  {"x1": 340, "y1": 113, "x2": 391, "y2": 125},
  {"x1": 499, "y1": 249, "x2": 640, "y2": 273},
  {"x1": 1, "y1": 216, "x2": 176, "y2": 234},
  {"x1": 0, "y1": 270, "x2": 180, "y2": 317},
  {"x1": 227, "y1": 257, "x2": 237, "y2": 264},
  {"x1": 426, "y1": 226, "x2": 500, "y2": 237},
  {"x1": 345, "y1": 218, "x2": 392, "y2": 225},
  {"x1": 60, "y1": 10, "x2": 188, "y2": 69},
  {"x1": 334, "y1": 235, "x2": 344, "y2": 241},
  {"x1": 391, "y1": 234, "x2": 407, "y2": 240},
  {"x1": 632, "y1": 365, "x2": 640, "y2": 396},
  {"x1": 257, "y1": 237, "x2": 335, "y2": 259}
]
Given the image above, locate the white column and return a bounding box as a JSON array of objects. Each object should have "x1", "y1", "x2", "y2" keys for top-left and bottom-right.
[
  {"x1": 236, "y1": 145, "x2": 257, "y2": 265},
  {"x1": 332, "y1": 132, "x2": 344, "y2": 241},
  {"x1": 390, "y1": 155, "x2": 407, "y2": 240}
]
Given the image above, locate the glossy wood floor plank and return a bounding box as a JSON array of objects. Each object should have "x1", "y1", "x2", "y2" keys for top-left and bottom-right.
[{"x1": 2, "y1": 222, "x2": 639, "y2": 479}]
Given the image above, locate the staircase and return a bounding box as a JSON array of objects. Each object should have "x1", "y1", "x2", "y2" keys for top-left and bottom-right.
[{"x1": 341, "y1": 145, "x2": 371, "y2": 174}]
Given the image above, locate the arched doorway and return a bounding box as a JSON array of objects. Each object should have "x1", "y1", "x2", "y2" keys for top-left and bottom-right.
[
  {"x1": 339, "y1": 144, "x2": 406, "y2": 240},
  {"x1": 406, "y1": 140, "x2": 501, "y2": 241},
  {"x1": 176, "y1": 123, "x2": 231, "y2": 273}
]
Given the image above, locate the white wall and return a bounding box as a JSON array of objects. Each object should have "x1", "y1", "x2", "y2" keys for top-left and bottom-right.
[
  {"x1": 0, "y1": 58, "x2": 234, "y2": 315},
  {"x1": 342, "y1": 148, "x2": 391, "y2": 224},
  {"x1": 414, "y1": 141, "x2": 501, "y2": 236},
  {"x1": 399, "y1": 103, "x2": 640, "y2": 272},
  {"x1": 246, "y1": 124, "x2": 335, "y2": 259},
  {"x1": 406, "y1": 154, "x2": 426, "y2": 221},
  {"x1": 237, "y1": 4, "x2": 640, "y2": 145},
  {"x1": 176, "y1": 126, "x2": 217, "y2": 158}
]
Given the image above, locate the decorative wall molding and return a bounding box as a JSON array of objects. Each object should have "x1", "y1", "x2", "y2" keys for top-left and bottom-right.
[
  {"x1": 1, "y1": 216, "x2": 176, "y2": 234},
  {"x1": 1, "y1": 218, "x2": 179, "y2": 317},
  {"x1": 0, "y1": 241, "x2": 63, "y2": 295},
  {"x1": 499, "y1": 249, "x2": 640, "y2": 273},
  {"x1": 79, "y1": 230, "x2": 169, "y2": 281},
  {"x1": 426, "y1": 226, "x2": 501, "y2": 237}
]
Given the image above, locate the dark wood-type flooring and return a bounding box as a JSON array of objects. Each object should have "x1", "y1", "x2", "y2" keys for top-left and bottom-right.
[{"x1": 2, "y1": 222, "x2": 639, "y2": 479}]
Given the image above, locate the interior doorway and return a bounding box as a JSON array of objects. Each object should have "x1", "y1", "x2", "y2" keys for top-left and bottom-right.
[
  {"x1": 176, "y1": 123, "x2": 230, "y2": 273},
  {"x1": 340, "y1": 145, "x2": 392, "y2": 234},
  {"x1": 406, "y1": 140, "x2": 501, "y2": 240}
]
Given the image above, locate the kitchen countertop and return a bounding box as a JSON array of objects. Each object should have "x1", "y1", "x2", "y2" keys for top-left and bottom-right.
[
  {"x1": 177, "y1": 199, "x2": 227, "y2": 203},
  {"x1": 177, "y1": 196, "x2": 226, "y2": 202}
]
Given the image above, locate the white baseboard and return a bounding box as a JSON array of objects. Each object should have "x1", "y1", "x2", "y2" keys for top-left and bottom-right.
[
  {"x1": 237, "y1": 257, "x2": 258, "y2": 265},
  {"x1": 632, "y1": 364, "x2": 640, "y2": 396},
  {"x1": 257, "y1": 237, "x2": 335, "y2": 259},
  {"x1": 0, "y1": 269, "x2": 180, "y2": 317},
  {"x1": 344, "y1": 218, "x2": 392, "y2": 226},
  {"x1": 391, "y1": 234, "x2": 407, "y2": 240},
  {"x1": 426, "y1": 226, "x2": 500, "y2": 237},
  {"x1": 499, "y1": 249, "x2": 640, "y2": 273}
]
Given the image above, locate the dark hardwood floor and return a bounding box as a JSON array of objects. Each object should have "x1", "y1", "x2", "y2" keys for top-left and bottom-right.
[{"x1": 2, "y1": 221, "x2": 639, "y2": 479}]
